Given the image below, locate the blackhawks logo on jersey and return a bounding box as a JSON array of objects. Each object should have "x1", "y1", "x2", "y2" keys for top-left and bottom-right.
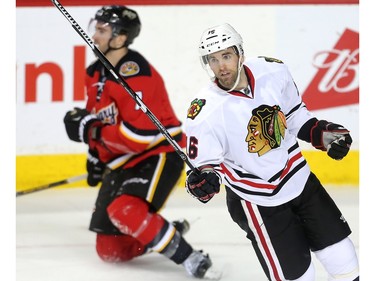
[
  {"x1": 245, "y1": 105, "x2": 287, "y2": 156},
  {"x1": 187, "y1": 98, "x2": 206, "y2": 120}
]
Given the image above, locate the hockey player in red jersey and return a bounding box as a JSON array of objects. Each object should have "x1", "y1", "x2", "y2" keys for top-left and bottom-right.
[
  {"x1": 185, "y1": 23, "x2": 359, "y2": 281},
  {"x1": 63, "y1": 6, "x2": 220, "y2": 279}
]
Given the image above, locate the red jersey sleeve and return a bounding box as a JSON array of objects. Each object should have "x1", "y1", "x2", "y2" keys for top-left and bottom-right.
[{"x1": 85, "y1": 52, "x2": 185, "y2": 165}]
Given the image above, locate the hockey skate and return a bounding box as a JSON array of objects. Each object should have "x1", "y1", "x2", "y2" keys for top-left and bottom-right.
[
  {"x1": 183, "y1": 250, "x2": 222, "y2": 280},
  {"x1": 172, "y1": 219, "x2": 190, "y2": 235}
]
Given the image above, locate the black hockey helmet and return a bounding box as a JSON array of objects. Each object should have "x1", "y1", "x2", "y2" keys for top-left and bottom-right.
[{"x1": 94, "y1": 5, "x2": 141, "y2": 46}]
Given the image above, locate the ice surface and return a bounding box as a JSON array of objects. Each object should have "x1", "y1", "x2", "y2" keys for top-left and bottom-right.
[{"x1": 16, "y1": 186, "x2": 359, "y2": 281}]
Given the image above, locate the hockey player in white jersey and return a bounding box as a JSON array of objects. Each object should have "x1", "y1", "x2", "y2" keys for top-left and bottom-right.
[{"x1": 185, "y1": 23, "x2": 359, "y2": 281}]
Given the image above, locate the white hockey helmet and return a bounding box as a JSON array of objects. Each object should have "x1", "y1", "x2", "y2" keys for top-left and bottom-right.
[{"x1": 198, "y1": 23, "x2": 244, "y2": 66}]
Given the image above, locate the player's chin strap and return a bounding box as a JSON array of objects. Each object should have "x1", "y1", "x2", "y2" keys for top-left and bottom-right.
[
  {"x1": 206, "y1": 55, "x2": 244, "y2": 92},
  {"x1": 103, "y1": 39, "x2": 125, "y2": 55},
  {"x1": 226, "y1": 55, "x2": 244, "y2": 92}
]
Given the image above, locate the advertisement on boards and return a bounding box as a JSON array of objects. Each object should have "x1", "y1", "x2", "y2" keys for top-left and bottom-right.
[{"x1": 16, "y1": 1, "x2": 359, "y2": 187}]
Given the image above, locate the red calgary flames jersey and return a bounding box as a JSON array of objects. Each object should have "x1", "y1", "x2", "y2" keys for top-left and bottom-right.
[{"x1": 85, "y1": 49, "x2": 185, "y2": 168}]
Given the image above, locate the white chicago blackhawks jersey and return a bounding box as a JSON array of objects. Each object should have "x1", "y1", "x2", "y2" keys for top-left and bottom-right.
[{"x1": 185, "y1": 56, "x2": 316, "y2": 207}]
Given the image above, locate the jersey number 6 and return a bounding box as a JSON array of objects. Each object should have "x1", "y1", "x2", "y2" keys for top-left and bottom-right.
[{"x1": 187, "y1": 136, "x2": 198, "y2": 159}]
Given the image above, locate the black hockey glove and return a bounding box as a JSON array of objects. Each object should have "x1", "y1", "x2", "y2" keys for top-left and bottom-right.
[
  {"x1": 311, "y1": 120, "x2": 352, "y2": 160},
  {"x1": 64, "y1": 107, "x2": 101, "y2": 143},
  {"x1": 186, "y1": 166, "x2": 221, "y2": 203},
  {"x1": 86, "y1": 149, "x2": 106, "y2": 187}
]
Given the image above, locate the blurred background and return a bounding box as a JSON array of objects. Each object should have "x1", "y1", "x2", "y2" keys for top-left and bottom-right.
[{"x1": 16, "y1": 0, "x2": 359, "y2": 192}]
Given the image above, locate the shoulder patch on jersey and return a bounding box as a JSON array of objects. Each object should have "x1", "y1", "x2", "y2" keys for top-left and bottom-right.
[
  {"x1": 258, "y1": 56, "x2": 284, "y2": 64},
  {"x1": 119, "y1": 61, "x2": 140, "y2": 77},
  {"x1": 187, "y1": 98, "x2": 206, "y2": 120}
]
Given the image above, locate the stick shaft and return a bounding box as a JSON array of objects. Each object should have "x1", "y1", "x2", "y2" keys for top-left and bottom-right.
[
  {"x1": 16, "y1": 174, "x2": 87, "y2": 197},
  {"x1": 51, "y1": 0, "x2": 197, "y2": 172}
]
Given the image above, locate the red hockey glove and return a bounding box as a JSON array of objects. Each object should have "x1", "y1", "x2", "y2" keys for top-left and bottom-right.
[
  {"x1": 64, "y1": 107, "x2": 102, "y2": 144},
  {"x1": 311, "y1": 120, "x2": 352, "y2": 160},
  {"x1": 186, "y1": 166, "x2": 221, "y2": 203},
  {"x1": 86, "y1": 149, "x2": 106, "y2": 187}
]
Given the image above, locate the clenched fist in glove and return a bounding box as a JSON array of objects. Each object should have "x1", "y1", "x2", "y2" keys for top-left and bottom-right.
[
  {"x1": 64, "y1": 107, "x2": 102, "y2": 143},
  {"x1": 186, "y1": 166, "x2": 222, "y2": 203},
  {"x1": 311, "y1": 120, "x2": 352, "y2": 160},
  {"x1": 86, "y1": 149, "x2": 106, "y2": 187}
]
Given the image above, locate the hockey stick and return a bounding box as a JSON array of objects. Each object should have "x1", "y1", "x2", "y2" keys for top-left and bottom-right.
[
  {"x1": 51, "y1": 0, "x2": 197, "y2": 173},
  {"x1": 16, "y1": 174, "x2": 87, "y2": 197}
]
